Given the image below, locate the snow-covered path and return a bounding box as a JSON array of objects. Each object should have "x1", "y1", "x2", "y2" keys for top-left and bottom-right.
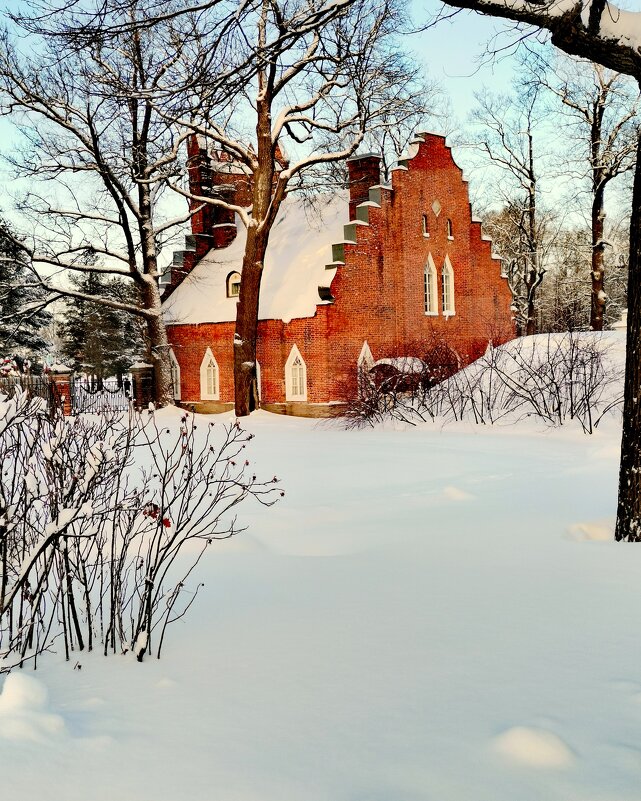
[{"x1": 2, "y1": 411, "x2": 640, "y2": 801}]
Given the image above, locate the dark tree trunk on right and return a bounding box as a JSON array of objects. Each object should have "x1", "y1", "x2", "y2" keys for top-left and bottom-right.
[{"x1": 615, "y1": 128, "x2": 641, "y2": 541}]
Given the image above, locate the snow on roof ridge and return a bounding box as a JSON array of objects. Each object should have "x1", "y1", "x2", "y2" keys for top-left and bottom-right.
[{"x1": 163, "y1": 195, "x2": 349, "y2": 326}]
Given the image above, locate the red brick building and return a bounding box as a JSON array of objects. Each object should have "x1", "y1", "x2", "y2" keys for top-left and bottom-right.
[{"x1": 163, "y1": 133, "x2": 514, "y2": 416}]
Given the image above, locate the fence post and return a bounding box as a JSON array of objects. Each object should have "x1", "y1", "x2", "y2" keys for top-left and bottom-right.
[
  {"x1": 49, "y1": 364, "x2": 73, "y2": 416},
  {"x1": 130, "y1": 362, "x2": 154, "y2": 409}
]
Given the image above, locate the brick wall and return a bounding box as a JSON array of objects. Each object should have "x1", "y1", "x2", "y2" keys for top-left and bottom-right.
[{"x1": 166, "y1": 133, "x2": 514, "y2": 414}]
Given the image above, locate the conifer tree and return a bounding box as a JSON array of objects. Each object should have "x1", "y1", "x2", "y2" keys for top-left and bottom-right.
[
  {"x1": 0, "y1": 219, "x2": 50, "y2": 356},
  {"x1": 59, "y1": 273, "x2": 146, "y2": 385}
]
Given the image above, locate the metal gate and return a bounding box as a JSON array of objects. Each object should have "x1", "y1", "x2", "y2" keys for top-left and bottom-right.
[
  {"x1": 70, "y1": 377, "x2": 131, "y2": 414},
  {"x1": 0, "y1": 375, "x2": 57, "y2": 409}
]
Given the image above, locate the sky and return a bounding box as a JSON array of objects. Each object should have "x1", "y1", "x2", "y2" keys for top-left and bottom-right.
[
  {"x1": 0, "y1": 0, "x2": 530, "y2": 247},
  {"x1": 410, "y1": 2, "x2": 523, "y2": 128}
]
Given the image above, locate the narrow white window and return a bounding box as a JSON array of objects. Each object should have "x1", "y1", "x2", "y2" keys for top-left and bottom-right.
[
  {"x1": 357, "y1": 341, "x2": 374, "y2": 372},
  {"x1": 200, "y1": 348, "x2": 219, "y2": 400},
  {"x1": 424, "y1": 253, "x2": 438, "y2": 315},
  {"x1": 285, "y1": 344, "x2": 307, "y2": 401},
  {"x1": 421, "y1": 214, "x2": 429, "y2": 237},
  {"x1": 357, "y1": 341, "x2": 374, "y2": 396},
  {"x1": 169, "y1": 348, "x2": 181, "y2": 401},
  {"x1": 442, "y1": 256, "x2": 455, "y2": 316},
  {"x1": 447, "y1": 218, "x2": 454, "y2": 239}
]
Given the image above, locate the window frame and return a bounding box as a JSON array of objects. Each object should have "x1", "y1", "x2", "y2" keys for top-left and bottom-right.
[
  {"x1": 421, "y1": 214, "x2": 430, "y2": 238},
  {"x1": 446, "y1": 218, "x2": 454, "y2": 239},
  {"x1": 285, "y1": 344, "x2": 307, "y2": 402},
  {"x1": 424, "y1": 253, "x2": 438, "y2": 316},
  {"x1": 169, "y1": 348, "x2": 181, "y2": 401},
  {"x1": 442, "y1": 255, "x2": 456, "y2": 316},
  {"x1": 226, "y1": 271, "x2": 241, "y2": 298},
  {"x1": 199, "y1": 347, "x2": 220, "y2": 401}
]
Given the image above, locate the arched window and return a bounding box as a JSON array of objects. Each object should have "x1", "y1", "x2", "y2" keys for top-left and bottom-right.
[
  {"x1": 442, "y1": 256, "x2": 455, "y2": 316},
  {"x1": 169, "y1": 348, "x2": 181, "y2": 401},
  {"x1": 285, "y1": 344, "x2": 307, "y2": 401},
  {"x1": 424, "y1": 253, "x2": 438, "y2": 315},
  {"x1": 446, "y1": 218, "x2": 454, "y2": 239},
  {"x1": 357, "y1": 341, "x2": 374, "y2": 372},
  {"x1": 200, "y1": 348, "x2": 219, "y2": 400},
  {"x1": 421, "y1": 214, "x2": 429, "y2": 237},
  {"x1": 357, "y1": 341, "x2": 374, "y2": 397},
  {"x1": 226, "y1": 271, "x2": 241, "y2": 298}
]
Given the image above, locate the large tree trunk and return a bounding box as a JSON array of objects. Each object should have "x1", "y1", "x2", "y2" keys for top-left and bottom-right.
[
  {"x1": 234, "y1": 226, "x2": 262, "y2": 417},
  {"x1": 233, "y1": 29, "x2": 277, "y2": 418},
  {"x1": 615, "y1": 129, "x2": 641, "y2": 541},
  {"x1": 591, "y1": 186, "x2": 606, "y2": 330},
  {"x1": 141, "y1": 279, "x2": 174, "y2": 407}
]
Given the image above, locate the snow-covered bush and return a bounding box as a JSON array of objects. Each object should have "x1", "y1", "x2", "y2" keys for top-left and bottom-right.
[
  {"x1": 0, "y1": 396, "x2": 280, "y2": 671},
  {"x1": 343, "y1": 332, "x2": 624, "y2": 433}
]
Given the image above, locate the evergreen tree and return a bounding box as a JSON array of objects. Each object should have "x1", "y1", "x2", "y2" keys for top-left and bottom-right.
[
  {"x1": 0, "y1": 219, "x2": 51, "y2": 355},
  {"x1": 60, "y1": 273, "x2": 146, "y2": 385}
]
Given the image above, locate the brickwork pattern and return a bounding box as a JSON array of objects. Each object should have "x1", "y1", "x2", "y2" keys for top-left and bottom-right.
[{"x1": 166, "y1": 133, "x2": 514, "y2": 412}]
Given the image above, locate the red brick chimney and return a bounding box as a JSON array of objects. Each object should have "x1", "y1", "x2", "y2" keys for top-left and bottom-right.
[{"x1": 347, "y1": 153, "x2": 382, "y2": 220}]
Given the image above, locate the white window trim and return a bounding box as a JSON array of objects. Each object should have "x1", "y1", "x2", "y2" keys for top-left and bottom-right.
[
  {"x1": 424, "y1": 253, "x2": 439, "y2": 316},
  {"x1": 199, "y1": 347, "x2": 220, "y2": 400},
  {"x1": 169, "y1": 348, "x2": 181, "y2": 401},
  {"x1": 442, "y1": 255, "x2": 456, "y2": 317},
  {"x1": 357, "y1": 341, "x2": 375, "y2": 394},
  {"x1": 256, "y1": 361, "x2": 262, "y2": 401},
  {"x1": 357, "y1": 341, "x2": 374, "y2": 371},
  {"x1": 447, "y1": 218, "x2": 454, "y2": 240},
  {"x1": 285, "y1": 344, "x2": 307, "y2": 402},
  {"x1": 421, "y1": 214, "x2": 430, "y2": 238}
]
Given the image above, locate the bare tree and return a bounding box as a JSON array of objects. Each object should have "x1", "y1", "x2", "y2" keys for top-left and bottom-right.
[
  {"x1": 536, "y1": 225, "x2": 592, "y2": 332},
  {"x1": 527, "y1": 50, "x2": 639, "y2": 330},
  {"x1": 465, "y1": 84, "x2": 549, "y2": 334},
  {"x1": 0, "y1": 1, "x2": 237, "y2": 404},
  {"x1": 169, "y1": 0, "x2": 433, "y2": 416},
  {"x1": 433, "y1": 0, "x2": 641, "y2": 540}
]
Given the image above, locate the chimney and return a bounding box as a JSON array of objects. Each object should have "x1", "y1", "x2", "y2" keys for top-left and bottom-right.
[{"x1": 347, "y1": 153, "x2": 382, "y2": 220}]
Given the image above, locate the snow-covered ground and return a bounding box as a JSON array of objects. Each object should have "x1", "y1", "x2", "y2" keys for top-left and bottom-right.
[{"x1": 2, "y1": 401, "x2": 641, "y2": 801}]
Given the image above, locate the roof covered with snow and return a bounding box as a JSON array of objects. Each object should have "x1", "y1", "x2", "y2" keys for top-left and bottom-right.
[{"x1": 163, "y1": 194, "x2": 348, "y2": 325}]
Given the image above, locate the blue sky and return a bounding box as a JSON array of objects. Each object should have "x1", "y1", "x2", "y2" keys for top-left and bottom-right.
[
  {"x1": 410, "y1": 2, "x2": 521, "y2": 125},
  {"x1": 0, "y1": 1, "x2": 525, "y2": 222}
]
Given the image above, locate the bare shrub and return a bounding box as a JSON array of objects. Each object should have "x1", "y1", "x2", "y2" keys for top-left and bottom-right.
[
  {"x1": 342, "y1": 332, "x2": 624, "y2": 433},
  {"x1": 342, "y1": 338, "x2": 462, "y2": 428},
  {"x1": 0, "y1": 397, "x2": 280, "y2": 671}
]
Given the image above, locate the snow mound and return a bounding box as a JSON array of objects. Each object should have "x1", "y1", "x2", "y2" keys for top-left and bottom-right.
[
  {"x1": 493, "y1": 726, "x2": 574, "y2": 768},
  {"x1": 441, "y1": 485, "x2": 474, "y2": 502},
  {"x1": 356, "y1": 331, "x2": 626, "y2": 432},
  {"x1": 0, "y1": 673, "x2": 66, "y2": 742},
  {"x1": 567, "y1": 520, "x2": 613, "y2": 542}
]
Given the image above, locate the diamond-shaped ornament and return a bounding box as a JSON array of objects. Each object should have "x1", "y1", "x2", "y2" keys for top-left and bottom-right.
[{"x1": 431, "y1": 200, "x2": 441, "y2": 217}]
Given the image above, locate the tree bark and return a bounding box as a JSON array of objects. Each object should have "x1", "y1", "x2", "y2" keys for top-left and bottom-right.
[
  {"x1": 141, "y1": 279, "x2": 174, "y2": 407},
  {"x1": 234, "y1": 226, "x2": 263, "y2": 417},
  {"x1": 233, "y1": 8, "x2": 276, "y2": 418},
  {"x1": 525, "y1": 170, "x2": 540, "y2": 337},
  {"x1": 615, "y1": 128, "x2": 641, "y2": 541},
  {"x1": 591, "y1": 185, "x2": 606, "y2": 330}
]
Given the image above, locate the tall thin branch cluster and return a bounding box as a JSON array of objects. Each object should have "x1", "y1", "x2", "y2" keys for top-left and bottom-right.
[{"x1": 0, "y1": 394, "x2": 280, "y2": 670}]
